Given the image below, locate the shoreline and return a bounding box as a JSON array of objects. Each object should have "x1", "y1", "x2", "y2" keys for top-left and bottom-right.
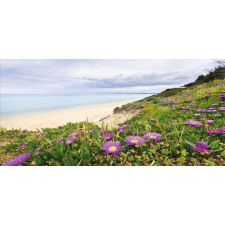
[
  {"x1": 0, "y1": 99, "x2": 139, "y2": 120},
  {"x1": 0, "y1": 98, "x2": 141, "y2": 130}
]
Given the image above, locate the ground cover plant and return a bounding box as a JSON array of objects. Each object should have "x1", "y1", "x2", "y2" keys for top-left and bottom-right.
[{"x1": 1, "y1": 79, "x2": 225, "y2": 166}]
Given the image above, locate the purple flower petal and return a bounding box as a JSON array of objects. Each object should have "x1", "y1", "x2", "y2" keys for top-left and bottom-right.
[
  {"x1": 124, "y1": 136, "x2": 146, "y2": 145},
  {"x1": 68, "y1": 132, "x2": 79, "y2": 137},
  {"x1": 2, "y1": 153, "x2": 32, "y2": 166},
  {"x1": 19, "y1": 142, "x2": 27, "y2": 147},
  {"x1": 102, "y1": 132, "x2": 113, "y2": 140},
  {"x1": 193, "y1": 141, "x2": 210, "y2": 153},
  {"x1": 144, "y1": 132, "x2": 162, "y2": 141},
  {"x1": 102, "y1": 141, "x2": 124, "y2": 154}
]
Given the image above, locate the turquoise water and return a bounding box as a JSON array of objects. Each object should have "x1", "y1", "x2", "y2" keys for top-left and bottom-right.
[{"x1": 0, "y1": 94, "x2": 150, "y2": 119}]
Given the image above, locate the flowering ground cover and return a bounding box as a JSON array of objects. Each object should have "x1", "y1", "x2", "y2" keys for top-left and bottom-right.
[{"x1": 0, "y1": 79, "x2": 225, "y2": 166}]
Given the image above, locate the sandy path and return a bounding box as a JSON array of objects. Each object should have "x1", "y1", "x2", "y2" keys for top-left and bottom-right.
[
  {"x1": 0, "y1": 99, "x2": 139, "y2": 130},
  {"x1": 95, "y1": 112, "x2": 138, "y2": 129}
]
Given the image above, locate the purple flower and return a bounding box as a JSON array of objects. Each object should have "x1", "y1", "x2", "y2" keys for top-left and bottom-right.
[
  {"x1": 193, "y1": 141, "x2": 210, "y2": 153},
  {"x1": 66, "y1": 138, "x2": 76, "y2": 145},
  {"x1": 207, "y1": 120, "x2": 214, "y2": 123},
  {"x1": 211, "y1": 103, "x2": 219, "y2": 106},
  {"x1": 144, "y1": 121, "x2": 149, "y2": 123},
  {"x1": 213, "y1": 114, "x2": 221, "y2": 117},
  {"x1": 98, "y1": 130, "x2": 105, "y2": 134},
  {"x1": 57, "y1": 125, "x2": 62, "y2": 128},
  {"x1": 150, "y1": 118, "x2": 155, "y2": 121},
  {"x1": 35, "y1": 147, "x2": 42, "y2": 153},
  {"x1": 19, "y1": 142, "x2": 26, "y2": 147},
  {"x1": 202, "y1": 94, "x2": 209, "y2": 98},
  {"x1": 131, "y1": 130, "x2": 136, "y2": 134},
  {"x1": 122, "y1": 125, "x2": 131, "y2": 128},
  {"x1": 2, "y1": 153, "x2": 32, "y2": 166},
  {"x1": 85, "y1": 130, "x2": 94, "y2": 134},
  {"x1": 102, "y1": 141, "x2": 124, "y2": 154},
  {"x1": 49, "y1": 138, "x2": 65, "y2": 145},
  {"x1": 197, "y1": 108, "x2": 203, "y2": 112},
  {"x1": 186, "y1": 119, "x2": 202, "y2": 127},
  {"x1": 144, "y1": 132, "x2": 162, "y2": 141},
  {"x1": 102, "y1": 132, "x2": 113, "y2": 140},
  {"x1": 134, "y1": 115, "x2": 139, "y2": 117},
  {"x1": 194, "y1": 114, "x2": 201, "y2": 116},
  {"x1": 218, "y1": 107, "x2": 225, "y2": 111},
  {"x1": 36, "y1": 132, "x2": 45, "y2": 135},
  {"x1": 118, "y1": 127, "x2": 126, "y2": 133},
  {"x1": 138, "y1": 122, "x2": 141, "y2": 125},
  {"x1": 215, "y1": 128, "x2": 224, "y2": 134},
  {"x1": 68, "y1": 132, "x2": 79, "y2": 137},
  {"x1": 21, "y1": 129, "x2": 28, "y2": 133},
  {"x1": 124, "y1": 136, "x2": 146, "y2": 145},
  {"x1": 206, "y1": 129, "x2": 216, "y2": 134}
]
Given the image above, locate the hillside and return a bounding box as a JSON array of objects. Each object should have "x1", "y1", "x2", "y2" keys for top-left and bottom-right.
[{"x1": 1, "y1": 79, "x2": 225, "y2": 166}]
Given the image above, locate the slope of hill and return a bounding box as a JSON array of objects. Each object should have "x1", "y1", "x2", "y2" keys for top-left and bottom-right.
[{"x1": 1, "y1": 79, "x2": 224, "y2": 166}]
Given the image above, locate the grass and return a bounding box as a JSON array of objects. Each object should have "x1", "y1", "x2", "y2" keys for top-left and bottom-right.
[
  {"x1": 1, "y1": 79, "x2": 225, "y2": 166},
  {"x1": 113, "y1": 101, "x2": 147, "y2": 114}
]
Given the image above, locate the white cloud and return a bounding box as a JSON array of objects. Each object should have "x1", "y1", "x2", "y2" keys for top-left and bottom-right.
[{"x1": 0, "y1": 59, "x2": 219, "y2": 94}]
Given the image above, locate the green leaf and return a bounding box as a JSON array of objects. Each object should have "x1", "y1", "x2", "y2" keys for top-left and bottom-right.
[
  {"x1": 150, "y1": 160, "x2": 155, "y2": 166},
  {"x1": 210, "y1": 140, "x2": 220, "y2": 149},
  {"x1": 185, "y1": 140, "x2": 195, "y2": 148}
]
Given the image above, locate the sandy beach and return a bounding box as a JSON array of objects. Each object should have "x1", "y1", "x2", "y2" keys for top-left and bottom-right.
[{"x1": 0, "y1": 99, "x2": 140, "y2": 130}]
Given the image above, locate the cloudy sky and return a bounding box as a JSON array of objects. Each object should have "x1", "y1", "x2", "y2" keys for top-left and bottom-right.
[{"x1": 0, "y1": 59, "x2": 218, "y2": 94}]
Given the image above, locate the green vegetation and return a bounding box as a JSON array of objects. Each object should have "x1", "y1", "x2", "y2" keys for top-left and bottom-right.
[
  {"x1": 113, "y1": 96, "x2": 160, "y2": 114},
  {"x1": 1, "y1": 78, "x2": 225, "y2": 166},
  {"x1": 183, "y1": 63, "x2": 225, "y2": 87},
  {"x1": 153, "y1": 88, "x2": 185, "y2": 98},
  {"x1": 113, "y1": 102, "x2": 147, "y2": 114}
]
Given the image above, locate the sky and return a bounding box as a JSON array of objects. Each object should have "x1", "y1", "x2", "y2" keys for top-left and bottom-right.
[{"x1": 0, "y1": 59, "x2": 219, "y2": 94}]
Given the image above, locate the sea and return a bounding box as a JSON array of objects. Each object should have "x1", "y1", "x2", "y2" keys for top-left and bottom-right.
[{"x1": 0, "y1": 94, "x2": 151, "y2": 119}]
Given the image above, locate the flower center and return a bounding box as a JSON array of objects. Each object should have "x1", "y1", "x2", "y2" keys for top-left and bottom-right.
[
  {"x1": 109, "y1": 146, "x2": 117, "y2": 151},
  {"x1": 131, "y1": 139, "x2": 138, "y2": 143},
  {"x1": 150, "y1": 136, "x2": 156, "y2": 139}
]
